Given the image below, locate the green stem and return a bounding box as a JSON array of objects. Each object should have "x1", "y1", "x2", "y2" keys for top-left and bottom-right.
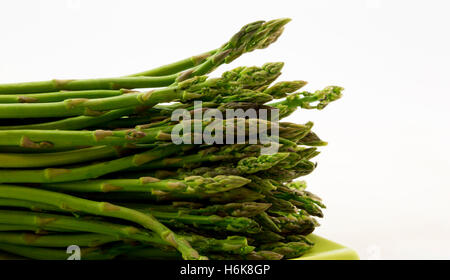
[
  {"x1": 141, "y1": 210, "x2": 261, "y2": 234},
  {"x1": 0, "y1": 89, "x2": 127, "y2": 104},
  {"x1": 0, "y1": 243, "x2": 119, "y2": 260},
  {"x1": 0, "y1": 107, "x2": 138, "y2": 130},
  {"x1": 0, "y1": 126, "x2": 175, "y2": 149},
  {"x1": 0, "y1": 76, "x2": 177, "y2": 95},
  {"x1": 0, "y1": 232, "x2": 120, "y2": 248},
  {"x1": 0, "y1": 187, "x2": 204, "y2": 260},
  {"x1": 0, "y1": 144, "x2": 185, "y2": 183},
  {"x1": 0, "y1": 19, "x2": 290, "y2": 95},
  {"x1": 0, "y1": 87, "x2": 201, "y2": 118},
  {"x1": 0, "y1": 210, "x2": 253, "y2": 255},
  {"x1": 127, "y1": 50, "x2": 217, "y2": 77},
  {"x1": 41, "y1": 175, "x2": 250, "y2": 194},
  {"x1": 0, "y1": 146, "x2": 120, "y2": 168}
]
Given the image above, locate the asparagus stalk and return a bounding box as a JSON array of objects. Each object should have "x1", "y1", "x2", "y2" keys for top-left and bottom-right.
[
  {"x1": 268, "y1": 211, "x2": 318, "y2": 236},
  {"x1": 0, "y1": 250, "x2": 27, "y2": 260},
  {"x1": 0, "y1": 243, "x2": 121, "y2": 260},
  {"x1": 0, "y1": 198, "x2": 61, "y2": 212},
  {"x1": 119, "y1": 246, "x2": 181, "y2": 260},
  {"x1": 40, "y1": 175, "x2": 251, "y2": 194},
  {"x1": 268, "y1": 86, "x2": 344, "y2": 118},
  {"x1": 175, "y1": 18, "x2": 291, "y2": 82},
  {"x1": 208, "y1": 250, "x2": 283, "y2": 260},
  {"x1": 258, "y1": 241, "x2": 312, "y2": 259},
  {"x1": 0, "y1": 19, "x2": 289, "y2": 95},
  {"x1": 0, "y1": 89, "x2": 129, "y2": 104},
  {"x1": 0, "y1": 62, "x2": 284, "y2": 119},
  {"x1": 0, "y1": 232, "x2": 120, "y2": 248},
  {"x1": 273, "y1": 185, "x2": 325, "y2": 217},
  {"x1": 0, "y1": 87, "x2": 202, "y2": 118},
  {"x1": 0, "y1": 210, "x2": 162, "y2": 240},
  {"x1": 138, "y1": 210, "x2": 261, "y2": 234},
  {"x1": 128, "y1": 144, "x2": 266, "y2": 171},
  {"x1": 0, "y1": 224, "x2": 72, "y2": 233},
  {"x1": 127, "y1": 50, "x2": 217, "y2": 77},
  {"x1": 173, "y1": 202, "x2": 272, "y2": 218},
  {"x1": 0, "y1": 146, "x2": 120, "y2": 168},
  {"x1": 0, "y1": 117, "x2": 273, "y2": 150},
  {"x1": 0, "y1": 187, "x2": 205, "y2": 260},
  {"x1": 77, "y1": 187, "x2": 265, "y2": 204},
  {"x1": 0, "y1": 144, "x2": 185, "y2": 183},
  {"x1": 0, "y1": 107, "x2": 138, "y2": 131}
]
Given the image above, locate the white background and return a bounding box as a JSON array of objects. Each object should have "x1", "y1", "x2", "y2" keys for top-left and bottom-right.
[{"x1": 0, "y1": 0, "x2": 449, "y2": 259}]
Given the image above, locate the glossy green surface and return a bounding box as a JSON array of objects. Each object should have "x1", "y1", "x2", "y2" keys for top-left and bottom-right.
[{"x1": 293, "y1": 234, "x2": 359, "y2": 260}]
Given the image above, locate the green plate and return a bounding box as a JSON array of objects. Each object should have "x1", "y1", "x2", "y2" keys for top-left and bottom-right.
[
  {"x1": 0, "y1": 234, "x2": 358, "y2": 260},
  {"x1": 292, "y1": 234, "x2": 359, "y2": 260}
]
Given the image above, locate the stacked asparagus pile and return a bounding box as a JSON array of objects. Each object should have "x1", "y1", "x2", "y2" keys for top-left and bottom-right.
[{"x1": 0, "y1": 18, "x2": 342, "y2": 260}]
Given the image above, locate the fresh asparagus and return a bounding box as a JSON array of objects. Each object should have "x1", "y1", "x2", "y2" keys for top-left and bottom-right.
[
  {"x1": 0, "y1": 232, "x2": 120, "y2": 248},
  {"x1": 0, "y1": 187, "x2": 205, "y2": 260},
  {"x1": 40, "y1": 175, "x2": 251, "y2": 194},
  {"x1": 0, "y1": 144, "x2": 185, "y2": 183},
  {"x1": 0, "y1": 19, "x2": 289, "y2": 95},
  {"x1": 0, "y1": 17, "x2": 343, "y2": 260},
  {"x1": 0, "y1": 146, "x2": 120, "y2": 168}
]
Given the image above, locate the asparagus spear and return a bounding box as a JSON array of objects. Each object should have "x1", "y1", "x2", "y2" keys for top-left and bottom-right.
[
  {"x1": 119, "y1": 246, "x2": 181, "y2": 260},
  {"x1": 0, "y1": 232, "x2": 120, "y2": 248},
  {"x1": 128, "y1": 143, "x2": 272, "y2": 171},
  {"x1": 0, "y1": 187, "x2": 205, "y2": 260},
  {"x1": 0, "y1": 107, "x2": 139, "y2": 130},
  {"x1": 0, "y1": 210, "x2": 254, "y2": 255},
  {"x1": 0, "y1": 89, "x2": 129, "y2": 104},
  {"x1": 0, "y1": 146, "x2": 120, "y2": 168},
  {"x1": 0, "y1": 86, "x2": 203, "y2": 118},
  {"x1": 175, "y1": 202, "x2": 272, "y2": 218},
  {"x1": 0, "y1": 61, "x2": 284, "y2": 119},
  {"x1": 208, "y1": 250, "x2": 283, "y2": 260},
  {"x1": 258, "y1": 241, "x2": 312, "y2": 259},
  {"x1": 0, "y1": 243, "x2": 121, "y2": 260},
  {"x1": 0, "y1": 250, "x2": 27, "y2": 260},
  {"x1": 268, "y1": 211, "x2": 318, "y2": 236},
  {"x1": 0, "y1": 19, "x2": 289, "y2": 95},
  {"x1": 127, "y1": 50, "x2": 217, "y2": 77},
  {"x1": 40, "y1": 175, "x2": 251, "y2": 194},
  {"x1": 0, "y1": 144, "x2": 185, "y2": 183},
  {"x1": 268, "y1": 86, "x2": 344, "y2": 118},
  {"x1": 0, "y1": 117, "x2": 273, "y2": 150},
  {"x1": 273, "y1": 185, "x2": 325, "y2": 217},
  {"x1": 77, "y1": 187, "x2": 265, "y2": 204},
  {"x1": 138, "y1": 210, "x2": 261, "y2": 234},
  {"x1": 0, "y1": 198, "x2": 61, "y2": 212}
]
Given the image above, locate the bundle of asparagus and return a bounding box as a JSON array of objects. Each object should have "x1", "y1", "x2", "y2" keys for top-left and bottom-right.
[{"x1": 0, "y1": 18, "x2": 342, "y2": 260}]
